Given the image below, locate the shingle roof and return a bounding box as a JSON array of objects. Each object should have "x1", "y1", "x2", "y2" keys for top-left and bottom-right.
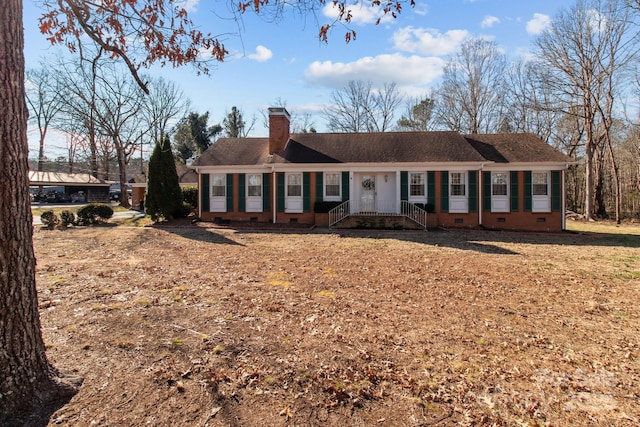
[
  {"x1": 191, "y1": 137, "x2": 271, "y2": 166},
  {"x1": 464, "y1": 133, "x2": 570, "y2": 163},
  {"x1": 192, "y1": 131, "x2": 570, "y2": 167},
  {"x1": 273, "y1": 131, "x2": 486, "y2": 163},
  {"x1": 28, "y1": 171, "x2": 111, "y2": 186}
]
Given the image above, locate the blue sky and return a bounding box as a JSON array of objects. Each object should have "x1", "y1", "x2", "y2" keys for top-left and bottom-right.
[{"x1": 23, "y1": 0, "x2": 576, "y2": 154}]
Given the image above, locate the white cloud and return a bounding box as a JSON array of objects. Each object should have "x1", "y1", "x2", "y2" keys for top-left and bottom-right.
[
  {"x1": 391, "y1": 27, "x2": 469, "y2": 56},
  {"x1": 176, "y1": 0, "x2": 200, "y2": 13},
  {"x1": 526, "y1": 13, "x2": 551, "y2": 35},
  {"x1": 304, "y1": 54, "x2": 446, "y2": 89},
  {"x1": 481, "y1": 15, "x2": 500, "y2": 29},
  {"x1": 247, "y1": 45, "x2": 273, "y2": 62},
  {"x1": 322, "y1": 3, "x2": 395, "y2": 26}
]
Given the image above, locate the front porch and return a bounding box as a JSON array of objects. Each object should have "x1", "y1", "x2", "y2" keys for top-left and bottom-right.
[{"x1": 328, "y1": 200, "x2": 428, "y2": 230}]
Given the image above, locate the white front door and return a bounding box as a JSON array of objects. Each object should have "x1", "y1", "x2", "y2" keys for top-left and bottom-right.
[{"x1": 360, "y1": 175, "x2": 376, "y2": 212}]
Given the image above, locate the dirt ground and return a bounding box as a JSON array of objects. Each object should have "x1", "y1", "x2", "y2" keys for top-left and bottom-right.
[{"x1": 34, "y1": 221, "x2": 639, "y2": 426}]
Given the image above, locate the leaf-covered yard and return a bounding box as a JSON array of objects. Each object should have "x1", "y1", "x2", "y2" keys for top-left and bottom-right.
[{"x1": 36, "y1": 222, "x2": 640, "y2": 426}]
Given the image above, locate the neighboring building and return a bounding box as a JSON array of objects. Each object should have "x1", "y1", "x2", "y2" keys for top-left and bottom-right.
[
  {"x1": 29, "y1": 171, "x2": 111, "y2": 203},
  {"x1": 191, "y1": 108, "x2": 572, "y2": 231},
  {"x1": 129, "y1": 164, "x2": 198, "y2": 210}
]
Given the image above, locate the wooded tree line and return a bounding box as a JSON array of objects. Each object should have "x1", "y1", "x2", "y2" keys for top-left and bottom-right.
[
  {"x1": 26, "y1": 53, "x2": 260, "y2": 206},
  {"x1": 323, "y1": 0, "x2": 640, "y2": 221}
]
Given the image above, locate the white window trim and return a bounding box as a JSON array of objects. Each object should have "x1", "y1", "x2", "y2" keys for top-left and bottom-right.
[
  {"x1": 491, "y1": 172, "x2": 510, "y2": 213},
  {"x1": 449, "y1": 171, "x2": 468, "y2": 213},
  {"x1": 285, "y1": 172, "x2": 303, "y2": 213},
  {"x1": 408, "y1": 172, "x2": 427, "y2": 203},
  {"x1": 323, "y1": 172, "x2": 342, "y2": 202},
  {"x1": 210, "y1": 174, "x2": 226, "y2": 212},
  {"x1": 246, "y1": 173, "x2": 263, "y2": 213},
  {"x1": 532, "y1": 171, "x2": 551, "y2": 213}
]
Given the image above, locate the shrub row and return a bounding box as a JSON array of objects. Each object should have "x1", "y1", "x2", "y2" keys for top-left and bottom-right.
[{"x1": 39, "y1": 203, "x2": 114, "y2": 229}]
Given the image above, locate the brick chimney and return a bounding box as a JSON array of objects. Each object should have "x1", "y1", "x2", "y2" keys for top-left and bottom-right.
[{"x1": 268, "y1": 107, "x2": 290, "y2": 154}]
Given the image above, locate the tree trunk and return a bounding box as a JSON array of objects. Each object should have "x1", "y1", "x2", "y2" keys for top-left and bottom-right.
[
  {"x1": 116, "y1": 139, "x2": 131, "y2": 208},
  {"x1": 0, "y1": 1, "x2": 78, "y2": 424},
  {"x1": 584, "y1": 127, "x2": 595, "y2": 221}
]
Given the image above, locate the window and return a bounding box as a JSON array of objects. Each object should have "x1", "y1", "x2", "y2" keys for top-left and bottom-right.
[
  {"x1": 533, "y1": 172, "x2": 548, "y2": 196},
  {"x1": 491, "y1": 172, "x2": 509, "y2": 212},
  {"x1": 287, "y1": 173, "x2": 302, "y2": 197},
  {"x1": 247, "y1": 174, "x2": 262, "y2": 197},
  {"x1": 450, "y1": 172, "x2": 466, "y2": 196},
  {"x1": 492, "y1": 172, "x2": 508, "y2": 196},
  {"x1": 410, "y1": 173, "x2": 425, "y2": 197},
  {"x1": 324, "y1": 173, "x2": 341, "y2": 199},
  {"x1": 211, "y1": 174, "x2": 226, "y2": 197}
]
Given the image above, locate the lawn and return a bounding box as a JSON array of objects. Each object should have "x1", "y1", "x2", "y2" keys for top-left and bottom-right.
[{"x1": 35, "y1": 220, "x2": 640, "y2": 426}]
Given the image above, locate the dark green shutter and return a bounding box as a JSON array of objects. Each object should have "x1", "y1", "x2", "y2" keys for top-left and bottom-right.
[
  {"x1": 341, "y1": 172, "x2": 350, "y2": 202},
  {"x1": 226, "y1": 173, "x2": 233, "y2": 212},
  {"x1": 524, "y1": 171, "x2": 532, "y2": 212},
  {"x1": 469, "y1": 171, "x2": 477, "y2": 213},
  {"x1": 510, "y1": 171, "x2": 519, "y2": 212},
  {"x1": 303, "y1": 172, "x2": 311, "y2": 212},
  {"x1": 263, "y1": 173, "x2": 270, "y2": 212},
  {"x1": 316, "y1": 172, "x2": 323, "y2": 203},
  {"x1": 427, "y1": 171, "x2": 435, "y2": 208},
  {"x1": 440, "y1": 171, "x2": 449, "y2": 213},
  {"x1": 238, "y1": 174, "x2": 246, "y2": 212},
  {"x1": 400, "y1": 171, "x2": 408, "y2": 200},
  {"x1": 277, "y1": 172, "x2": 285, "y2": 212},
  {"x1": 551, "y1": 171, "x2": 561, "y2": 212},
  {"x1": 483, "y1": 171, "x2": 491, "y2": 212},
  {"x1": 201, "y1": 174, "x2": 210, "y2": 212}
]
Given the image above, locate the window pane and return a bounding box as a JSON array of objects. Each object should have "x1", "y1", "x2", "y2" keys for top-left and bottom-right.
[
  {"x1": 410, "y1": 173, "x2": 425, "y2": 196},
  {"x1": 211, "y1": 175, "x2": 225, "y2": 197},
  {"x1": 247, "y1": 174, "x2": 262, "y2": 197},
  {"x1": 533, "y1": 173, "x2": 548, "y2": 196},
  {"x1": 325, "y1": 173, "x2": 340, "y2": 185},
  {"x1": 450, "y1": 173, "x2": 465, "y2": 196},
  {"x1": 211, "y1": 175, "x2": 225, "y2": 186},
  {"x1": 492, "y1": 173, "x2": 507, "y2": 196},
  {"x1": 248, "y1": 174, "x2": 261, "y2": 186},
  {"x1": 287, "y1": 174, "x2": 302, "y2": 197},
  {"x1": 325, "y1": 173, "x2": 340, "y2": 197}
]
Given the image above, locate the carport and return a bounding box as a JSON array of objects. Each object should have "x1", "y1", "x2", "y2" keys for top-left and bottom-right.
[{"x1": 29, "y1": 171, "x2": 111, "y2": 203}]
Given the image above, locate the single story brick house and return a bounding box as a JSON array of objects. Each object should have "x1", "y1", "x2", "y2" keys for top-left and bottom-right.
[{"x1": 191, "y1": 108, "x2": 572, "y2": 231}]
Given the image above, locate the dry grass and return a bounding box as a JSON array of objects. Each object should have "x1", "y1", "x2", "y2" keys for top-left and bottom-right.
[{"x1": 36, "y1": 220, "x2": 640, "y2": 426}]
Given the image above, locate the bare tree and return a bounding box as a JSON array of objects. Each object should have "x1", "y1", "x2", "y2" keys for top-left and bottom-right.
[
  {"x1": 25, "y1": 65, "x2": 65, "y2": 171},
  {"x1": 434, "y1": 38, "x2": 507, "y2": 134},
  {"x1": 323, "y1": 80, "x2": 403, "y2": 133},
  {"x1": 92, "y1": 64, "x2": 148, "y2": 207},
  {"x1": 534, "y1": 0, "x2": 637, "y2": 221},
  {"x1": 142, "y1": 76, "x2": 189, "y2": 146},
  {"x1": 504, "y1": 60, "x2": 561, "y2": 143}
]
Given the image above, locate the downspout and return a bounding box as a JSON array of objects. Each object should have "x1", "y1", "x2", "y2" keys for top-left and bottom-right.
[
  {"x1": 478, "y1": 164, "x2": 484, "y2": 227},
  {"x1": 562, "y1": 166, "x2": 567, "y2": 231},
  {"x1": 272, "y1": 166, "x2": 277, "y2": 224},
  {"x1": 196, "y1": 167, "x2": 202, "y2": 219}
]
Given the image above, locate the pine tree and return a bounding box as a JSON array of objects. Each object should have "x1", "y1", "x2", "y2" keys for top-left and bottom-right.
[{"x1": 145, "y1": 135, "x2": 183, "y2": 221}]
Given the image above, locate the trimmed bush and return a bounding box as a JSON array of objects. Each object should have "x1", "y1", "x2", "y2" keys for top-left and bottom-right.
[
  {"x1": 413, "y1": 203, "x2": 435, "y2": 213},
  {"x1": 60, "y1": 210, "x2": 76, "y2": 226},
  {"x1": 40, "y1": 210, "x2": 60, "y2": 228},
  {"x1": 77, "y1": 203, "x2": 114, "y2": 225},
  {"x1": 313, "y1": 201, "x2": 344, "y2": 213},
  {"x1": 182, "y1": 186, "x2": 198, "y2": 209}
]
